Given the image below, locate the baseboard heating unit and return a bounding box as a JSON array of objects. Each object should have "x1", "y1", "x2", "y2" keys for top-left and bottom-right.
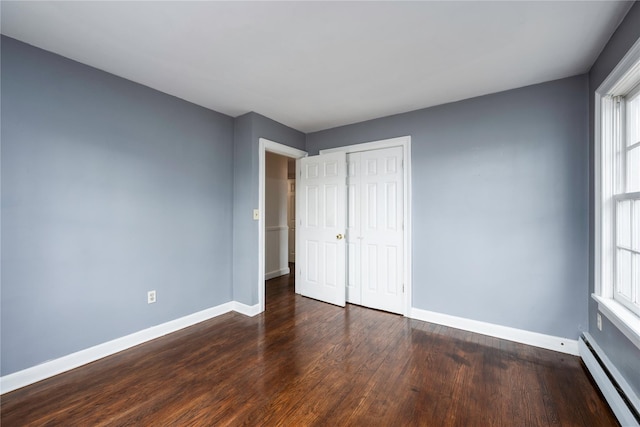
[{"x1": 579, "y1": 333, "x2": 640, "y2": 427}]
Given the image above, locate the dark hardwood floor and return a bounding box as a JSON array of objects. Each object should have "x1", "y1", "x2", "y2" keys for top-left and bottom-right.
[{"x1": 1, "y1": 271, "x2": 618, "y2": 426}]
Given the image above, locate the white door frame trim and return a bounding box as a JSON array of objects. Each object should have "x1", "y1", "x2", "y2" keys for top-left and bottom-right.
[
  {"x1": 258, "y1": 138, "x2": 308, "y2": 313},
  {"x1": 320, "y1": 136, "x2": 412, "y2": 317}
]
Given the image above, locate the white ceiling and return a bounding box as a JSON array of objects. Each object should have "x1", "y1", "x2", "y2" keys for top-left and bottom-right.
[{"x1": 0, "y1": 1, "x2": 633, "y2": 132}]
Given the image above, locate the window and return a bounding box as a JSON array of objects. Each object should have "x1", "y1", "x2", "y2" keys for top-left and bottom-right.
[
  {"x1": 595, "y1": 38, "x2": 640, "y2": 348},
  {"x1": 612, "y1": 86, "x2": 640, "y2": 315}
]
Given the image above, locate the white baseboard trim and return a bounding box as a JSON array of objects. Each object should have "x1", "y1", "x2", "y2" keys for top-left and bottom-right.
[
  {"x1": 265, "y1": 267, "x2": 290, "y2": 280},
  {"x1": 409, "y1": 307, "x2": 579, "y2": 355},
  {"x1": 0, "y1": 300, "x2": 262, "y2": 395},
  {"x1": 232, "y1": 301, "x2": 261, "y2": 317}
]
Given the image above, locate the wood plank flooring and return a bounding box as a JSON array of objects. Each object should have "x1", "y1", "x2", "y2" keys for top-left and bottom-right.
[{"x1": 1, "y1": 271, "x2": 618, "y2": 426}]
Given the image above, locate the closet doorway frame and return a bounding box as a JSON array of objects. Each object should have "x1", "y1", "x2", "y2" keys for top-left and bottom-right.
[
  {"x1": 320, "y1": 136, "x2": 412, "y2": 317},
  {"x1": 257, "y1": 136, "x2": 411, "y2": 317}
]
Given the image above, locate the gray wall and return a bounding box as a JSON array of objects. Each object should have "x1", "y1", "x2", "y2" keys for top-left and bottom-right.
[
  {"x1": 307, "y1": 75, "x2": 589, "y2": 340},
  {"x1": 1, "y1": 37, "x2": 235, "y2": 375},
  {"x1": 588, "y1": 2, "x2": 640, "y2": 400},
  {"x1": 232, "y1": 112, "x2": 305, "y2": 305}
]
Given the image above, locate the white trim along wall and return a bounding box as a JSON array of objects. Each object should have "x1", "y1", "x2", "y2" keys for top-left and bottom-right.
[
  {"x1": 0, "y1": 301, "x2": 258, "y2": 395},
  {"x1": 1, "y1": 290, "x2": 582, "y2": 395},
  {"x1": 411, "y1": 307, "x2": 579, "y2": 355}
]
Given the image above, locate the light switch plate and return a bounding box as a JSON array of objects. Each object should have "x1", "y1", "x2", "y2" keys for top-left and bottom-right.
[{"x1": 253, "y1": 209, "x2": 260, "y2": 220}]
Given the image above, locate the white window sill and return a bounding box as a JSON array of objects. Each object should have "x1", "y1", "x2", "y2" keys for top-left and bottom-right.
[{"x1": 592, "y1": 294, "x2": 640, "y2": 351}]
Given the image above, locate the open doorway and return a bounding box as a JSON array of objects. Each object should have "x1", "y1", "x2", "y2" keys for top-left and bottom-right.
[
  {"x1": 264, "y1": 152, "x2": 296, "y2": 308},
  {"x1": 264, "y1": 152, "x2": 295, "y2": 280},
  {"x1": 258, "y1": 139, "x2": 307, "y2": 312}
]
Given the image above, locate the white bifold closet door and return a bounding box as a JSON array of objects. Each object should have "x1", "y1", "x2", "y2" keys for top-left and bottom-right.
[{"x1": 346, "y1": 147, "x2": 404, "y2": 314}]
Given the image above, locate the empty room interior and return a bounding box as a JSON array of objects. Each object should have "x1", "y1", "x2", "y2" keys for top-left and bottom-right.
[{"x1": 2, "y1": 1, "x2": 640, "y2": 426}]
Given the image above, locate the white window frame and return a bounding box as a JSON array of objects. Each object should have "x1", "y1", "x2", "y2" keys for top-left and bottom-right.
[
  {"x1": 613, "y1": 84, "x2": 640, "y2": 315},
  {"x1": 594, "y1": 37, "x2": 640, "y2": 350}
]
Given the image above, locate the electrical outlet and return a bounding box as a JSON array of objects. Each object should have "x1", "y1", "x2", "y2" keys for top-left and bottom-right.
[
  {"x1": 597, "y1": 313, "x2": 602, "y2": 331},
  {"x1": 148, "y1": 290, "x2": 157, "y2": 304},
  {"x1": 253, "y1": 209, "x2": 260, "y2": 220}
]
